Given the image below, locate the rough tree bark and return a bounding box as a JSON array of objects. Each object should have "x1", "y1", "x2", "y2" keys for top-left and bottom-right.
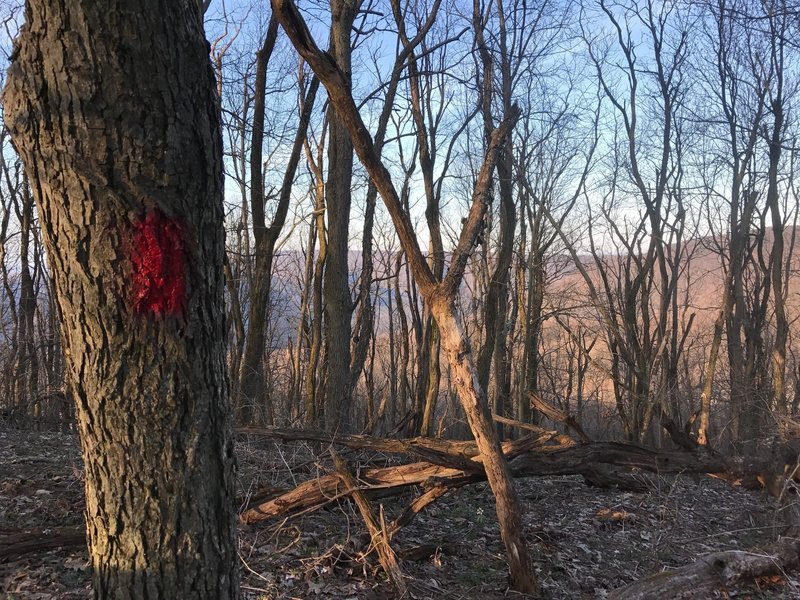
[{"x1": 3, "y1": 1, "x2": 240, "y2": 597}]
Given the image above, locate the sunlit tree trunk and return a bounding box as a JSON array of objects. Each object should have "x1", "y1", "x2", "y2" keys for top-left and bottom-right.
[{"x1": 3, "y1": 1, "x2": 239, "y2": 596}]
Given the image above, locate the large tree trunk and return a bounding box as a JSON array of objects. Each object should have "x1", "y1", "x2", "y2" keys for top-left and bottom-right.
[{"x1": 3, "y1": 2, "x2": 240, "y2": 597}]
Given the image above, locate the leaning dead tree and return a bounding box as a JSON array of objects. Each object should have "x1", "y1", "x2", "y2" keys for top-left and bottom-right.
[{"x1": 271, "y1": 0, "x2": 536, "y2": 592}]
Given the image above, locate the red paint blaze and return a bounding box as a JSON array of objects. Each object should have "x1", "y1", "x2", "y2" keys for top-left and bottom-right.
[{"x1": 131, "y1": 210, "x2": 188, "y2": 317}]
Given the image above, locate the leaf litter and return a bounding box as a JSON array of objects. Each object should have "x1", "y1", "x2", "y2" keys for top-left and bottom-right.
[{"x1": 1, "y1": 429, "x2": 798, "y2": 599}]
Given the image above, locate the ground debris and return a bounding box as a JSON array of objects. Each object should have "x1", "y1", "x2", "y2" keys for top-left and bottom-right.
[{"x1": 1, "y1": 429, "x2": 798, "y2": 599}]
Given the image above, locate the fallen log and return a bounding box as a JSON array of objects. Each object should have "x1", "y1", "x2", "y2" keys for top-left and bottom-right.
[
  {"x1": 0, "y1": 526, "x2": 85, "y2": 561},
  {"x1": 240, "y1": 440, "x2": 731, "y2": 525},
  {"x1": 237, "y1": 424, "x2": 567, "y2": 462},
  {"x1": 510, "y1": 442, "x2": 729, "y2": 477},
  {"x1": 238, "y1": 426, "x2": 480, "y2": 456},
  {"x1": 609, "y1": 538, "x2": 800, "y2": 599},
  {"x1": 239, "y1": 431, "x2": 562, "y2": 525}
]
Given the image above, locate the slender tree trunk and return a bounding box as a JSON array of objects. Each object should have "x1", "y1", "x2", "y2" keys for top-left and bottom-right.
[
  {"x1": 224, "y1": 253, "x2": 246, "y2": 404},
  {"x1": 400, "y1": 11, "x2": 444, "y2": 437},
  {"x1": 727, "y1": 191, "x2": 758, "y2": 445},
  {"x1": 292, "y1": 219, "x2": 316, "y2": 418},
  {"x1": 482, "y1": 152, "x2": 515, "y2": 438},
  {"x1": 3, "y1": 2, "x2": 239, "y2": 596},
  {"x1": 474, "y1": 0, "x2": 516, "y2": 440},
  {"x1": 304, "y1": 126, "x2": 328, "y2": 424},
  {"x1": 394, "y1": 252, "x2": 410, "y2": 420},
  {"x1": 430, "y1": 294, "x2": 533, "y2": 592},
  {"x1": 522, "y1": 255, "x2": 545, "y2": 424},
  {"x1": 238, "y1": 21, "x2": 318, "y2": 425},
  {"x1": 237, "y1": 16, "x2": 280, "y2": 424},
  {"x1": 698, "y1": 306, "x2": 725, "y2": 446},
  {"x1": 324, "y1": 0, "x2": 361, "y2": 432},
  {"x1": 767, "y1": 87, "x2": 787, "y2": 421},
  {"x1": 0, "y1": 153, "x2": 19, "y2": 417},
  {"x1": 15, "y1": 181, "x2": 38, "y2": 420},
  {"x1": 420, "y1": 322, "x2": 441, "y2": 436}
]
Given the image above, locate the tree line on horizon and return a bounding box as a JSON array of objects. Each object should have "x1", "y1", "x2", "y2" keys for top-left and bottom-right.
[
  {"x1": 3, "y1": 0, "x2": 800, "y2": 595},
  {"x1": 0, "y1": 0, "x2": 798, "y2": 453}
]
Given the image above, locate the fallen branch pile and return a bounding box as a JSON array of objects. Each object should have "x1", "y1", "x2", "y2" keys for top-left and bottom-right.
[
  {"x1": 4, "y1": 407, "x2": 799, "y2": 597},
  {"x1": 238, "y1": 424, "x2": 737, "y2": 525},
  {"x1": 236, "y1": 410, "x2": 800, "y2": 597}
]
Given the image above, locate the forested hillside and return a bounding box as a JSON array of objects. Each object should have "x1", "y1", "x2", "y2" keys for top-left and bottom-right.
[{"x1": 1, "y1": 0, "x2": 800, "y2": 597}]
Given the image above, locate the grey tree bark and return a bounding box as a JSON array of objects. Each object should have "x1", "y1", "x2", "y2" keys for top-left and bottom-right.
[
  {"x1": 3, "y1": 1, "x2": 240, "y2": 597},
  {"x1": 324, "y1": 0, "x2": 361, "y2": 432}
]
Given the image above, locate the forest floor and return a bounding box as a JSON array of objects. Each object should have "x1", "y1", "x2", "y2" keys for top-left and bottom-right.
[{"x1": 1, "y1": 428, "x2": 798, "y2": 599}]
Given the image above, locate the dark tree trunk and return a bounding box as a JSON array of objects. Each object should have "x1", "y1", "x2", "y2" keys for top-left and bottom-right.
[
  {"x1": 237, "y1": 15, "x2": 280, "y2": 425},
  {"x1": 3, "y1": 2, "x2": 240, "y2": 597},
  {"x1": 323, "y1": 0, "x2": 361, "y2": 432},
  {"x1": 15, "y1": 182, "x2": 39, "y2": 421},
  {"x1": 303, "y1": 124, "x2": 328, "y2": 424},
  {"x1": 238, "y1": 23, "x2": 318, "y2": 425}
]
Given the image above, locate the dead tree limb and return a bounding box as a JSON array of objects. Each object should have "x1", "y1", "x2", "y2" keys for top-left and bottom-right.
[
  {"x1": 238, "y1": 426, "x2": 565, "y2": 462},
  {"x1": 238, "y1": 426, "x2": 482, "y2": 457},
  {"x1": 387, "y1": 485, "x2": 453, "y2": 540},
  {"x1": 240, "y1": 441, "x2": 730, "y2": 525},
  {"x1": 239, "y1": 431, "x2": 563, "y2": 525},
  {"x1": 0, "y1": 526, "x2": 85, "y2": 561},
  {"x1": 491, "y1": 413, "x2": 578, "y2": 446},
  {"x1": 529, "y1": 392, "x2": 592, "y2": 443},
  {"x1": 331, "y1": 449, "x2": 407, "y2": 596}
]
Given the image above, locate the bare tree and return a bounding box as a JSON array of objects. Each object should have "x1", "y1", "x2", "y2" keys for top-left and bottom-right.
[
  {"x1": 272, "y1": 0, "x2": 536, "y2": 591},
  {"x1": 323, "y1": 0, "x2": 362, "y2": 432},
  {"x1": 575, "y1": 0, "x2": 692, "y2": 442},
  {"x1": 237, "y1": 10, "x2": 319, "y2": 424}
]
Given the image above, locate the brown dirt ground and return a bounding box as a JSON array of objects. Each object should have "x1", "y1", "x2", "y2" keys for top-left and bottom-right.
[{"x1": 1, "y1": 429, "x2": 799, "y2": 599}]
